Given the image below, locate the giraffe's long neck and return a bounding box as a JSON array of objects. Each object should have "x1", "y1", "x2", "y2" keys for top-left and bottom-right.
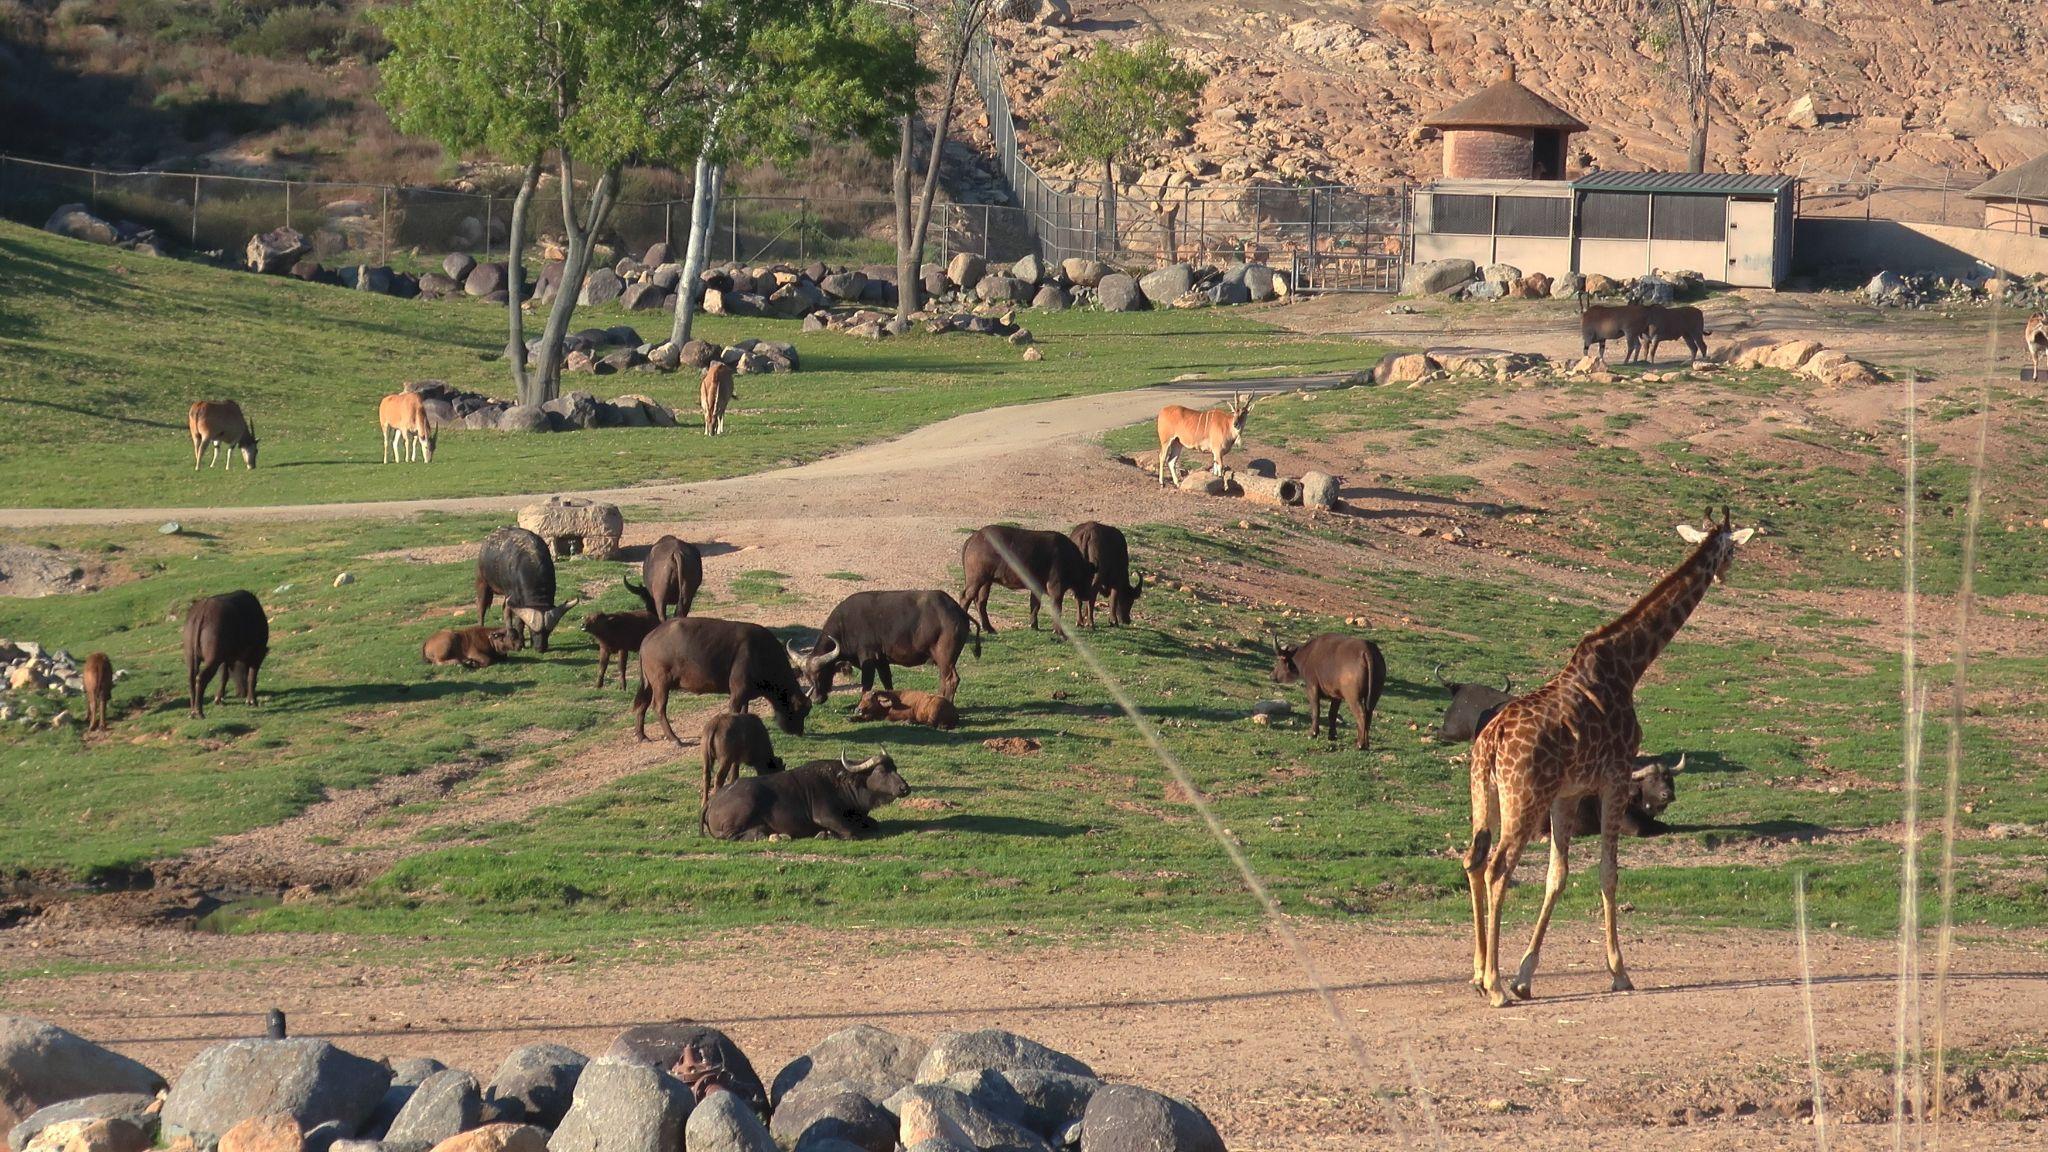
[{"x1": 1576, "y1": 536, "x2": 1721, "y2": 688}]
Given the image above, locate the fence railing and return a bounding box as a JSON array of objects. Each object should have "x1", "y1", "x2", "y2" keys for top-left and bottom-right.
[{"x1": 1789, "y1": 164, "x2": 1999, "y2": 229}]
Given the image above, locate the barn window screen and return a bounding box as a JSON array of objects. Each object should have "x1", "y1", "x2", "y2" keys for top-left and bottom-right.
[
  {"x1": 1578, "y1": 191, "x2": 1648, "y2": 238},
  {"x1": 1495, "y1": 195, "x2": 1569, "y2": 237},
  {"x1": 1650, "y1": 193, "x2": 1726, "y2": 240},
  {"x1": 1431, "y1": 193, "x2": 1493, "y2": 235}
]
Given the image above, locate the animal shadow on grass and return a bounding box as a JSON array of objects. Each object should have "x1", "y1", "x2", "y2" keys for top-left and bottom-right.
[
  {"x1": 1667, "y1": 817, "x2": 1840, "y2": 843},
  {"x1": 264, "y1": 679, "x2": 531, "y2": 710},
  {"x1": 909, "y1": 813, "x2": 1089, "y2": 839},
  {"x1": 0, "y1": 397, "x2": 183, "y2": 432}
]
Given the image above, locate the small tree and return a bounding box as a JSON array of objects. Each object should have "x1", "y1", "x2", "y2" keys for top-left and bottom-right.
[
  {"x1": 886, "y1": 0, "x2": 1000, "y2": 319},
  {"x1": 1626, "y1": 0, "x2": 1722, "y2": 172},
  {"x1": 1042, "y1": 38, "x2": 1204, "y2": 260}
]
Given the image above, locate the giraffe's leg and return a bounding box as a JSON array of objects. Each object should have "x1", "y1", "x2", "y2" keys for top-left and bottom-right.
[
  {"x1": 1482, "y1": 829, "x2": 1526, "y2": 1008},
  {"x1": 1464, "y1": 755, "x2": 1501, "y2": 989},
  {"x1": 1510, "y1": 796, "x2": 1576, "y2": 1001},
  {"x1": 1601, "y1": 789, "x2": 1633, "y2": 992}
]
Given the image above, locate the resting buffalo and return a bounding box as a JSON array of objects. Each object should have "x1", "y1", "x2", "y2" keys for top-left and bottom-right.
[
  {"x1": 184, "y1": 590, "x2": 269, "y2": 718},
  {"x1": 702, "y1": 754, "x2": 910, "y2": 841},
  {"x1": 852, "y1": 688, "x2": 959, "y2": 731},
  {"x1": 1579, "y1": 303, "x2": 1651, "y2": 363},
  {"x1": 423, "y1": 624, "x2": 521, "y2": 669},
  {"x1": 1069, "y1": 521, "x2": 1143, "y2": 627},
  {"x1": 1269, "y1": 630, "x2": 1388, "y2": 751},
  {"x1": 700, "y1": 712, "x2": 786, "y2": 832},
  {"x1": 1570, "y1": 754, "x2": 1686, "y2": 838},
  {"x1": 632, "y1": 616, "x2": 811, "y2": 743},
  {"x1": 643, "y1": 535, "x2": 704, "y2": 619},
  {"x1": 791, "y1": 589, "x2": 979, "y2": 703},
  {"x1": 476, "y1": 526, "x2": 577, "y2": 652},
  {"x1": 1433, "y1": 664, "x2": 1515, "y2": 743},
  {"x1": 959, "y1": 525, "x2": 1095, "y2": 634}
]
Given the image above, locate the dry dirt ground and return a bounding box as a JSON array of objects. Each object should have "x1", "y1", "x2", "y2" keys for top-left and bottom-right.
[{"x1": 7, "y1": 306, "x2": 2045, "y2": 1149}]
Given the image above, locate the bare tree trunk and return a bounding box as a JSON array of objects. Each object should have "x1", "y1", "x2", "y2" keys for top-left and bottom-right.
[
  {"x1": 532, "y1": 157, "x2": 620, "y2": 405},
  {"x1": 1101, "y1": 159, "x2": 1118, "y2": 260},
  {"x1": 505, "y1": 158, "x2": 542, "y2": 402},
  {"x1": 894, "y1": 112, "x2": 918, "y2": 319},
  {"x1": 903, "y1": 14, "x2": 980, "y2": 311},
  {"x1": 1687, "y1": 106, "x2": 1709, "y2": 174},
  {"x1": 670, "y1": 149, "x2": 724, "y2": 347}
]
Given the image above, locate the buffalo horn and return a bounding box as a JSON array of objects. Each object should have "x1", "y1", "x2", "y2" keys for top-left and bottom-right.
[{"x1": 1431, "y1": 662, "x2": 1450, "y2": 688}]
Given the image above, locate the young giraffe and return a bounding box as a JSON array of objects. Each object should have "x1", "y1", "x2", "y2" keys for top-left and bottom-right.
[{"x1": 1464, "y1": 507, "x2": 1755, "y2": 1007}]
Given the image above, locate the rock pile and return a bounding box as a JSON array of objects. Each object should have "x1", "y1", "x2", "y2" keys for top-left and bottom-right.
[
  {"x1": 0, "y1": 640, "x2": 96, "y2": 728},
  {"x1": 0, "y1": 1018, "x2": 1227, "y2": 1152},
  {"x1": 1864, "y1": 269, "x2": 2048, "y2": 310},
  {"x1": 1717, "y1": 336, "x2": 1885, "y2": 387},
  {"x1": 43, "y1": 205, "x2": 164, "y2": 257},
  {"x1": 1404, "y1": 260, "x2": 1700, "y2": 305}
]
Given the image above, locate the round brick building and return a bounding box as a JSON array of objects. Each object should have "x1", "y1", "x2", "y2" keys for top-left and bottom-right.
[{"x1": 1422, "y1": 63, "x2": 1586, "y2": 181}]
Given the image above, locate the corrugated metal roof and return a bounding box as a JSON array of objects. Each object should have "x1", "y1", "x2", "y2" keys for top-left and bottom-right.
[
  {"x1": 1966, "y1": 153, "x2": 2048, "y2": 201},
  {"x1": 1421, "y1": 178, "x2": 1573, "y2": 196},
  {"x1": 1421, "y1": 67, "x2": 1588, "y2": 132},
  {"x1": 1571, "y1": 170, "x2": 1796, "y2": 195}
]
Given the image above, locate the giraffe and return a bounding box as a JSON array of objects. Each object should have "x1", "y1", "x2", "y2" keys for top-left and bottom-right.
[{"x1": 1463, "y1": 507, "x2": 1755, "y2": 1008}]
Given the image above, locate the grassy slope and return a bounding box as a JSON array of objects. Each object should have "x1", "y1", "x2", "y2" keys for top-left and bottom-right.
[{"x1": 0, "y1": 221, "x2": 1370, "y2": 508}]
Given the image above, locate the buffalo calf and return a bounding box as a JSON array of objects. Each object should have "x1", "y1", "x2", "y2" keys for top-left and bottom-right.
[
  {"x1": 184, "y1": 590, "x2": 269, "y2": 718},
  {"x1": 700, "y1": 712, "x2": 786, "y2": 832},
  {"x1": 83, "y1": 652, "x2": 113, "y2": 732},
  {"x1": 423, "y1": 624, "x2": 521, "y2": 669},
  {"x1": 852, "y1": 688, "x2": 959, "y2": 730},
  {"x1": 582, "y1": 577, "x2": 662, "y2": 690},
  {"x1": 703, "y1": 755, "x2": 910, "y2": 841},
  {"x1": 1270, "y1": 629, "x2": 1387, "y2": 750}
]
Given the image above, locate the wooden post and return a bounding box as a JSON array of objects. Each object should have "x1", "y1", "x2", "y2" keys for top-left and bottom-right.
[{"x1": 381, "y1": 186, "x2": 390, "y2": 265}]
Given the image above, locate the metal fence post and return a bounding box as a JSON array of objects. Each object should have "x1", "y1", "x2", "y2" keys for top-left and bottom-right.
[
  {"x1": 485, "y1": 193, "x2": 495, "y2": 262},
  {"x1": 731, "y1": 197, "x2": 739, "y2": 264},
  {"x1": 381, "y1": 186, "x2": 390, "y2": 265},
  {"x1": 191, "y1": 176, "x2": 200, "y2": 246},
  {"x1": 284, "y1": 181, "x2": 291, "y2": 232},
  {"x1": 800, "y1": 197, "x2": 808, "y2": 263},
  {"x1": 90, "y1": 170, "x2": 98, "y2": 213}
]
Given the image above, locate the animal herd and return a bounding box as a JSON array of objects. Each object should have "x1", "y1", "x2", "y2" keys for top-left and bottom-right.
[{"x1": 1579, "y1": 302, "x2": 1711, "y2": 365}]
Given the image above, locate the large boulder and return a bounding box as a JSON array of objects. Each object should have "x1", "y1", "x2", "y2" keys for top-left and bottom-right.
[
  {"x1": 486, "y1": 1045, "x2": 586, "y2": 1130},
  {"x1": 161, "y1": 1040, "x2": 388, "y2": 1151},
  {"x1": 1095, "y1": 274, "x2": 1144, "y2": 312},
  {"x1": 545, "y1": 1061, "x2": 688, "y2": 1152},
  {"x1": 1629, "y1": 273, "x2": 1675, "y2": 305},
  {"x1": 1480, "y1": 262, "x2": 1522, "y2": 283},
  {"x1": 679, "y1": 340, "x2": 721, "y2": 370},
  {"x1": 771, "y1": 1027, "x2": 926, "y2": 1108},
  {"x1": 603, "y1": 1027, "x2": 764, "y2": 1119},
  {"x1": 246, "y1": 228, "x2": 308, "y2": 274},
  {"x1": 1060, "y1": 258, "x2": 1105, "y2": 287},
  {"x1": 0, "y1": 1020, "x2": 163, "y2": 1135},
  {"x1": 681, "y1": 1094, "x2": 772, "y2": 1152},
  {"x1": 1372, "y1": 351, "x2": 1441, "y2": 385},
  {"x1": 579, "y1": 269, "x2": 624, "y2": 307},
  {"x1": 945, "y1": 253, "x2": 987, "y2": 294},
  {"x1": 517, "y1": 495, "x2": 621, "y2": 558},
  {"x1": 353, "y1": 266, "x2": 394, "y2": 295},
  {"x1": 364, "y1": 1060, "x2": 446, "y2": 1141},
  {"x1": 883, "y1": 1086, "x2": 1046, "y2": 1152},
  {"x1": 43, "y1": 205, "x2": 119, "y2": 246},
  {"x1": 23, "y1": 1119, "x2": 152, "y2": 1152},
  {"x1": 995, "y1": 1073, "x2": 1096, "y2": 1140},
  {"x1": 820, "y1": 271, "x2": 867, "y2": 301},
  {"x1": 640, "y1": 242, "x2": 671, "y2": 268},
  {"x1": 977, "y1": 275, "x2": 1029, "y2": 306},
  {"x1": 914, "y1": 1032, "x2": 1093, "y2": 1084},
  {"x1": 1206, "y1": 281, "x2": 1250, "y2": 306},
  {"x1": 383, "y1": 1072, "x2": 479, "y2": 1148},
  {"x1": 1029, "y1": 284, "x2": 1070, "y2": 311},
  {"x1": 443, "y1": 253, "x2": 477, "y2": 282},
  {"x1": 1242, "y1": 264, "x2": 1276, "y2": 302},
  {"x1": 1864, "y1": 270, "x2": 1908, "y2": 306},
  {"x1": 1009, "y1": 254, "x2": 1043, "y2": 286},
  {"x1": 9, "y1": 1096, "x2": 159, "y2": 1152},
  {"x1": 1402, "y1": 257, "x2": 1475, "y2": 297},
  {"x1": 496, "y1": 406, "x2": 550, "y2": 434},
  {"x1": 620, "y1": 282, "x2": 666, "y2": 312},
  {"x1": 465, "y1": 263, "x2": 507, "y2": 298},
  {"x1": 768, "y1": 1084, "x2": 894, "y2": 1152},
  {"x1": 1077, "y1": 1086, "x2": 1221, "y2": 1152},
  {"x1": 540, "y1": 391, "x2": 601, "y2": 431},
  {"x1": 428, "y1": 1125, "x2": 546, "y2": 1152},
  {"x1": 1136, "y1": 264, "x2": 1193, "y2": 306}
]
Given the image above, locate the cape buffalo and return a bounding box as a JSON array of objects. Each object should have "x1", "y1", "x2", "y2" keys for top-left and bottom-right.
[
  {"x1": 476, "y1": 526, "x2": 578, "y2": 652},
  {"x1": 581, "y1": 577, "x2": 662, "y2": 690},
  {"x1": 1069, "y1": 521, "x2": 1143, "y2": 627},
  {"x1": 643, "y1": 535, "x2": 704, "y2": 619},
  {"x1": 1433, "y1": 664, "x2": 1515, "y2": 743},
  {"x1": 852, "y1": 688, "x2": 960, "y2": 730},
  {"x1": 423, "y1": 624, "x2": 521, "y2": 668},
  {"x1": 702, "y1": 754, "x2": 910, "y2": 841},
  {"x1": 1569, "y1": 754, "x2": 1686, "y2": 838},
  {"x1": 633, "y1": 616, "x2": 812, "y2": 743},
  {"x1": 1579, "y1": 304, "x2": 1650, "y2": 363},
  {"x1": 700, "y1": 712, "x2": 786, "y2": 832},
  {"x1": 1269, "y1": 629, "x2": 1387, "y2": 750},
  {"x1": 184, "y1": 590, "x2": 269, "y2": 718},
  {"x1": 959, "y1": 525, "x2": 1095, "y2": 635},
  {"x1": 790, "y1": 589, "x2": 979, "y2": 703},
  {"x1": 1634, "y1": 305, "x2": 1710, "y2": 363}
]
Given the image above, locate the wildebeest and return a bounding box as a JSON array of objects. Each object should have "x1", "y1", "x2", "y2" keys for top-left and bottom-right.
[
  {"x1": 852, "y1": 688, "x2": 960, "y2": 730},
  {"x1": 1633, "y1": 305, "x2": 1711, "y2": 363},
  {"x1": 422, "y1": 624, "x2": 521, "y2": 668},
  {"x1": 702, "y1": 754, "x2": 910, "y2": 841},
  {"x1": 1069, "y1": 521, "x2": 1143, "y2": 627},
  {"x1": 643, "y1": 535, "x2": 704, "y2": 619},
  {"x1": 790, "y1": 589, "x2": 979, "y2": 703},
  {"x1": 1268, "y1": 629, "x2": 1387, "y2": 750},
  {"x1": 378, "y1": 391, "x2": 438, "y2": 464},
  {"x1": 83, "y1": 652, "x2": 112, "y2": 733},
  {"x1": 1433, "y1": 664, "x2": 1516, "y2": 743},
  {"x1": 184, "y1": 590, "x2": 269, "y2": 719},
  {"x1": 1579, "y1": 304, "x2": 1650, "y2": 363},
  {"x1": 581, "y1": 578, "x2": 663, "y2": 690},
  {"x1": 700, "y1": 712, "x2": 786, "y2": 833},
  {"x1": 632, "y1": 616, "x2": 812, "y2": 743},
  {"x1": 959, "y1": 525, "x2": 1095, "y2": 635},
  {"x1": 701, "y1": 362, "x2": 734, "y2": 435},
  {"x1": 2027, "y1": 313, "x2": 2047, "y2": 375},
  {"x1": 476, "y1": 526, "x2": 578, "y2": 652},
  {"x1": 1568, "y1": 754, "x2": 1685, "y2": 838},
  {"x1": 1155, "y1": 393, "x2": 1251, "y2": 486},
  {"x1": 187, "y1": 401, "x2": 258, "y2": 470}
]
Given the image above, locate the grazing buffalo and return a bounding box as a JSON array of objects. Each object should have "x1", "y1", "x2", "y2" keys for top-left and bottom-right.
[
  {"x1": 83, "y1": 652, "x2": 112, "y2": 732},
  {"x1": 1269, "y1": 629, "x2": 1387, "y2": 750},
  {"x1": 581, "y1": 578, "x2": 663, "y2": 690},
  {"x1": 700, "y1": 712, "x2": 786, "y2": 832},
  {"x1": 187, "y1": 400, "x2": 258, "y2": 470},
  {"x1": 1569, "y1": 754, "x2": 1686, "y2": 838},
  {"x1": 852, "y1": 688, "x2": 960, "y2": 731},
  {"x1": 702, "y1": 754, "x2": 910, "y2": 841},
  {"x1": 1069, "y1": 522, "x2": 1143, "y2": 627},
  {"x1": 1579, "y1": 304, "x2": 1651, "y2": 363},
  {"x1": 476, "y1": 526, "x2": 578, "y2": 652},
  {"x1": 959, "y1": 525, "x2": 1095, "y2": 635},
  {"x1": 184, "y1": 590, "x2": 269, "y2": 718},
  {"x1": 422, "y1": 624, "x2": 521, "y2": 668},
  {"x1": 643, "y1": 535, "x2": 704, "y2": 619},
  {"x1": 1155, "y1": 393, "x2": 1251, "y2": 486},
  {"x1": 1634, "y1": 305, "x2": 1710, "y2": 363},
  {"x1": 791, "y1": 589, "x2": 979, "y2": 703},
  {"x1": 632, "y1": 616, "x2": 812, "y2": 743},
  {"x1": 1433, "y1": 664, "x2": 1516, "y2": 743}
]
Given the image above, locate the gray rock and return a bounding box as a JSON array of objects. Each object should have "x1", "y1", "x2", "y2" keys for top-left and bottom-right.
[
  {"x1": 1095, "y1": 273, "x2": 1144, "y2": 312},
  {"x1": 884, "y1": 1086, "x2": 1048, "y2": 1152},
  {"x1": 603, "y1": 1026, "x2": 765, "y2": 1119},
  {"x1": 997, "y1": 1072, "x2": 1097, "y2": 1140},
  {"x1": 1206, "y1": 281, "x2": 1251, "y2": 306},
  {"x1": 1029, "y1": 284, "x2": 1070, "y2": 311},
  {"x1": 363, "y1": 1059, "x2": 445, "y2": 1140},
  {"x1": 915, "y1": 1031, "x2": 1093, "y2": 1083},
  {"x1": 0, "y1": 1019, "x2": 163, "y2": 1135},
  {"x1": 621, "y1": 282, "x2": 666, "y2": 311},
  {"x1": 1243, "y1": 264, "x2": 1276, "y2": 302},
  {"x1": 1465, "y1": 279, "x2": 1506, "y2": 301},
  {"x1": 579, "y1": 269, "x2": 624, "y2": 306},
  {"x1": 1551, "y1": 271, "x2": 1585, "y2": 299},
  {"x1": 1301, "y1": 470, "x2": 1342, "y2": 510},
  {"x1": 1060, "y1": 258, "x2": 1105, "y2": 287},
  {"x1": 1010, "y1": 254, "x2": 1043, "y2": 286},
  {"x1": 642, "y1": 242, "x2": 671, "y2": 268},
  {"x1": 1077, "y1": 1086, "x2": 1220, "y2": 1152},
  {"x1": 922, "y1": 270, "x2": 950, "y2": 300},
  {"x1": 1865, "y1": 270, "x2": 1907, "y2": 305},
  {"x1": 8, "y1": 1094, "x2": 159, "y2": 1152},
  {"x1": 771, "y1": 1026, "x2": 926, "y2": 1108},
  {"x1": 497, "y1": 406, "x2": 550, "y2": 434},
  {"x1": 1137, "y1": 263, "x2": 1193, "y2": 306},
  {"x1": 246, "y1": 227, "x2": 307, "y2": 274},
  {"x1": 465, "y1": 263, "x2": 507, "y2": 298},
  {"x1": 1629, "y1": 274, "x2": 1675, "y2": 305},
  {"x1": 976, "y1": 274, "x2": 1028, "y2": 305},
  {"x1": 383, "y1": 1070, "x2": 480, "y2": 1147},
  {"x1": 161, "y1": 1039, "x2": 389, "y2": 1150},
  {"x1": 769, "y1": 1083, "x2": 894, "y2": 1152},
  {"x1": 542, "y1": 392, "x2": 599, "y2": 431},
  {"x1": 487, "y1": 1046, "x2": 585, "y2": 1129},
  {"x1": 443, "y1": 253, "x2": 477, "y2": 282},
  {"x1": 649, "y1": 264, "x2": 682, "y2": 291},
  {"x1": 1481, "y1": 262, "x2": 1522, "y2": 283},
  {"x1": 43, "y1": 204, "x2": 119, "y2": 246},
  {"x1": 679, "y1": 340, "x2": 721, "y2": 370},
  {"x1": 602, "y1": 326, "x2": 642, "y2": 348},
  {"x1": 546, "y1": 1060, "x2": 689, "y2": 1152},
  {"x1": 462, "y1": 408, "x2": 503, "y2": 431},
  {"x1": 354, "y1": 265, "x2": 393, "y2": 294},
  {"x1": 821, "y1": 271, "x2": 867, "y2": 301},
  {"x1": 1403, "y1": 258, "x2": 1476, "y2": 297},
  {"x1": 945, "y1": 253, "x2": 987, "y2": 294},
  {"x1": 417, "y1": 272, "x2": 462, "y2": 298},
  {"x1": 682, "y1": 1092, "x2": 773, "y2": 1152},
  {"x1": 935, "y1": 1071, "x2": 1028, "y2": 1125}
]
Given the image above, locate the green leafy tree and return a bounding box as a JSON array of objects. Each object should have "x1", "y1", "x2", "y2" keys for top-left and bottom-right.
[{"x1": 1042, "y1": 37, "x2": 1204, "y2": 261}]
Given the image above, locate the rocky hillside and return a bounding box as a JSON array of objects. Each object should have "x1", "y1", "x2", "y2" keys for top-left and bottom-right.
[{"x1": 992, "y1": 0, "x2": 2048, "y2": 195}]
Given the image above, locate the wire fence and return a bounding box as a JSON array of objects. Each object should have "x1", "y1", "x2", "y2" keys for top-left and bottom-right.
[{"x1": 1790, "y1": 165, "x2": 1998, "y2": 229}]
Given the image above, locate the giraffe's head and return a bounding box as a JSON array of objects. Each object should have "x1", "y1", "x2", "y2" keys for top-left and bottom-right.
[{"x1": 1674, "y1": 506, "x2": 1756, "y2": 584}]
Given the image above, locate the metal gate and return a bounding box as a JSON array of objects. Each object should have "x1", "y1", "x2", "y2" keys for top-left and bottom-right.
[{"x1": 1287, "y1": 185, "x2": 1409, "y2": 293}]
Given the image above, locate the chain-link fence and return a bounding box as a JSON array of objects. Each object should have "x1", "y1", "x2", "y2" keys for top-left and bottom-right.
[{"x1": 1791, "y1": 165, "x2": 1996, "y2": 229}]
